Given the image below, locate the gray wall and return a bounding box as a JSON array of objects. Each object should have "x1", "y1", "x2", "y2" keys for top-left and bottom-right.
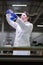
[
  {"x1": 31, "y1": 32, "x2": 43, "y2": 55},
  {"x1": 32, "y1": 32, "x2": 43, "y2": 44},
  {"x1": 0, "y1": 32, "x2": 16, "y2": 46}
]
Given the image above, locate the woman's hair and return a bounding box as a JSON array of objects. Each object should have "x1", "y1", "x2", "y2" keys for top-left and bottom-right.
[{"x1": 24, "y1": 11, "x2": 31, "y2": 22}]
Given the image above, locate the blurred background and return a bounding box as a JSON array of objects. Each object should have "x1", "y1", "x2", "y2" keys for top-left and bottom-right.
[{"x1": 0, "y1": 0, "x2": 43, "y2": 55}]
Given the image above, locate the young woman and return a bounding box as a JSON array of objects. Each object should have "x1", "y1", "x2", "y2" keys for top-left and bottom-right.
[{"x1": 6, "y1": 9, "x2": 33, "y2": 55}]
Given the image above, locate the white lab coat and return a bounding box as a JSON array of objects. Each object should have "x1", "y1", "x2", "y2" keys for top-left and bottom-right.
[{"x1": 6, "y1": 14, "x2": 33, "y2": 55}]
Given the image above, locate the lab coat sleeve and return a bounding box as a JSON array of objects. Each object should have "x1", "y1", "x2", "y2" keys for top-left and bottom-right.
[
  {"x1": 16, "y1": 18, "x2": 33, "y2": 31},
  {"x1": 6, "y1": 14, "x2": 18, "y2": 29}
]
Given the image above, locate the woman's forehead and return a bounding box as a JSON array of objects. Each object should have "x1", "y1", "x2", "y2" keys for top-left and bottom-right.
[{"x1": 21, "y1": 13, "x2": 27, "y2": 16}]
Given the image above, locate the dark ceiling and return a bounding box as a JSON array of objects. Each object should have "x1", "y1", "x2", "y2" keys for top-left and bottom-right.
[{"x1": 0, "y1": 0, "x2": 43, "y2": 32}]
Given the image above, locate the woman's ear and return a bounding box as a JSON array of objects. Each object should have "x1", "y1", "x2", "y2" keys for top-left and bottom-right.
[
  {"x1": 28, "y1": 17, "x2": 31, "y2": 22},
  {"x1": 27, "y1": 17, "x2": 29, "y2": 20}
]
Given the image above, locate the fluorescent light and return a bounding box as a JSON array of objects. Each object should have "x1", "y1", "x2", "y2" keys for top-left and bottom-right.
[
  {"x1": 15, "y1": 12, "x2": 38, "y2": 16},
  {"x1": 12, "y1": 4, "x2": 27, "y2": 7},
  {"x1": 37, "y1": 25, "x2": 43, "y2": 27},
  {"x1": 15, "y1": 12, "x2": 37, "y2": 16},
  {"x1": 15, "y1": 12, "x2": 23, "y2": 14}
]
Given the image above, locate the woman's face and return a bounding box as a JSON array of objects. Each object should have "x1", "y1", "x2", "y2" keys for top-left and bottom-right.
[{"x1": 21, "y1": 13, "x2": 29, "y2": 22}]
